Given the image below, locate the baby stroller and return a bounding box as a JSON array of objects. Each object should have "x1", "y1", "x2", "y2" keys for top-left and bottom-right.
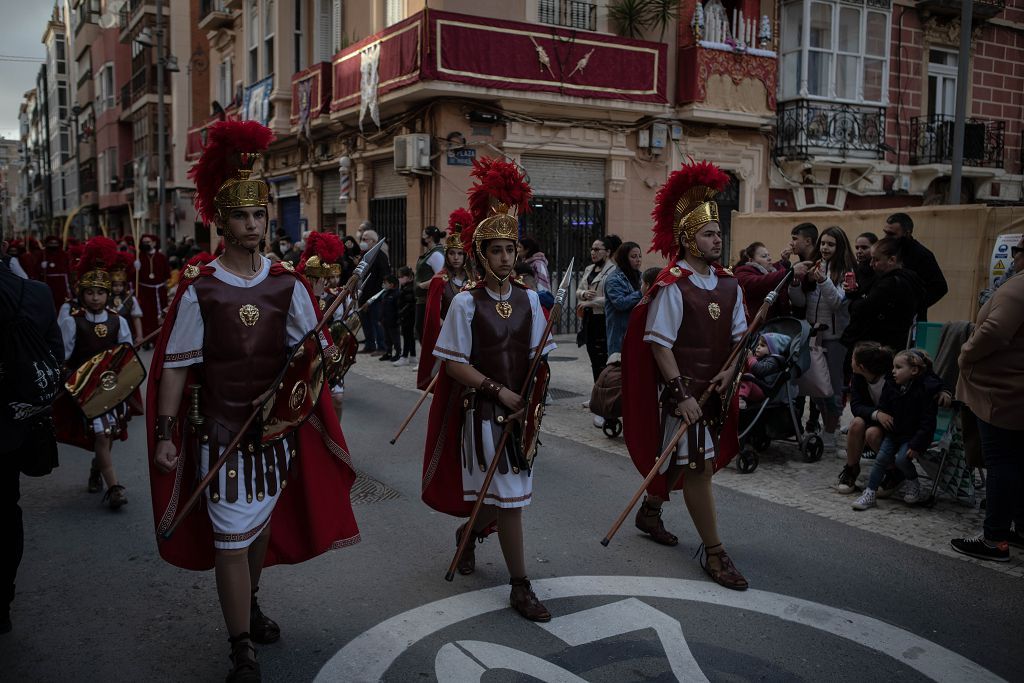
[{"x1": 735, "y1": 317, "x2": 825, "y2": 473}]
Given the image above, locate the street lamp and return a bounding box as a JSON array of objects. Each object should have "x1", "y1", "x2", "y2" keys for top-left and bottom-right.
[{"x1": 132, "y1": 0, "x2": 176, "y2": 249}]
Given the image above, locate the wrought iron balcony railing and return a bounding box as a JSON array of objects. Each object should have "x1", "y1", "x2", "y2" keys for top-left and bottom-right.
[
  {"x1": 538, "y1": 0, "x2": 597, "y2": 31},
  {"x1": 909, "y1": 114, "x2": 1005, "y2": 168},
  {"x1": 775, "y1": 100, "x2": 886, "y2": 160}
]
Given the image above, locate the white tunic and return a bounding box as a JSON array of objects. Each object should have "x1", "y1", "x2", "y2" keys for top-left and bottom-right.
[
  {"x1": 162, "y1": 257, "x2": 320, "y2": 549},
  {"x1": 433, "y1": 286, "x2": 556, "y2": 508},
  {"x1": 644, "y1": 263, "x2": 747, "y2": 467}
]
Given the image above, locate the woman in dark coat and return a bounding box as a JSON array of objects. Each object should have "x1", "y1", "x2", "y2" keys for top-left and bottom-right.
[{"x1": 841, "y1": 237, "x2": 925, "y2": 353}]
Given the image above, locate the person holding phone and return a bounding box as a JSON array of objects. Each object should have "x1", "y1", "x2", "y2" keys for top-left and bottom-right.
[{"x1": 788, "y1": 226, "x2": 856, "y2": 455}]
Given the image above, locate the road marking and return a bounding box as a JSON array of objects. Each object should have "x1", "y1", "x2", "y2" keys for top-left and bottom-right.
[{"x1": 315, "y1": 575, "x2": 1005, "y2": 682}]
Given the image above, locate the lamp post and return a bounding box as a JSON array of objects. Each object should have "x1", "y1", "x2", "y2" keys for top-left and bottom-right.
[{"x1": 133, "y1": 0, "x2": 178, "y2": 248}]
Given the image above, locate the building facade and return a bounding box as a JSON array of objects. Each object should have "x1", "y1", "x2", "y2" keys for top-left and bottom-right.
[{"x1": 771, "y1": 0, "x2": 1024, "y2": 211}]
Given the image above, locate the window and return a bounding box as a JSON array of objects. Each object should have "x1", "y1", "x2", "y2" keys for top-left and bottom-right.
[
  {"x1": 60, "y1": 131, "x2": 71, "y2": 163},
  {"x1": 928, "y1": 49, "x2": 957, "y2": 117},
  {"x1": 316, "y1": 0, "x2": 342, "y2": 63},
  {"x1": 56, "y1": 35, "x2": 66, "y2": 75},
  {"x1": 265, "y1": 1, "x2": 275, "y2": 76},
  {"x1": 294, "y1": 1, "x2": 304, "y2": 73},
  {"x1": 385, "y1": 0, "x2": 404, "y2": 27},
  {"x1": 218, "y1": 57, "x2": 233, "y2": 106},
  {"x1": 780, "y1": 0, "x2": 890, "y2": 103},
  {"x1": 248, "y1": 0, "x2": 259, "y2": 81},
  {"x1": 101, "y1": 64, "x2": 115, "y2": 110}
]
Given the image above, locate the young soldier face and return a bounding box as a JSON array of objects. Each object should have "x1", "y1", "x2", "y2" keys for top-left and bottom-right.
[
  {"x1": 446, "y1": 248, "x2": 466, "y2": 272},
  {"x1": 693, "y1": 222, "x2": 723, "y2": 261},
  {"x1": 222, "y1": 206, "x2": 267, "y2": 252},
  {"x1": 484, "y1": 240, "x2": 517, "y2": 280},
  {"x1": 82, "y1": 286, "x2": 109, "y2": 311}
]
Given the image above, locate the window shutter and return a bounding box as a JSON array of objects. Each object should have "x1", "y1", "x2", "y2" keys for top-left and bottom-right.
[
  {"x1": 373, "y1": 159, "x2": 406, "y2": 198},
  {"x1": 521, "y1": 156, "x2": 605, "y2": 198},
  {"x1": 333, "y1": 0, "x2": 343, "y2": 54}
]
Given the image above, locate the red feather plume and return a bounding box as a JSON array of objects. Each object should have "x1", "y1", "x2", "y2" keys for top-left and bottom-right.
[
  {"x1": 298, "y1": 232, "x2": 344, "y2": 274},
  {"x1": 188, "y1": 120, "x2": 275, "y2": 224},
  {"x1": 76, "y1": 236, "x2": 120, "y2": 281},
  {"x1": 467, "y1": 157, "x2": 532, "y2": 228},
  {"x1": 448, "y1": 207, "x2": 473, "y2": 233},
  {"x1": 114, "y1": 250, "x2": 136, "y2": 279},
  {"x1": 651, "y1": 159, "x2": 730, "y2": 259}
]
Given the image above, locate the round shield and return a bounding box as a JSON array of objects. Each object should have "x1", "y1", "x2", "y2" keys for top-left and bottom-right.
[
  {"x1": 259, "y1": 328, "x2": 328, "y2": 443},
  {"x1": 65, "y1": 343, "x2": 147, "y2": 419}
]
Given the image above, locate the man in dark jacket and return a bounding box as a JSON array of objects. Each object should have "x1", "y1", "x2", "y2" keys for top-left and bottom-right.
[
  {"x1": 357, "y1": 229, "x2": 391, "y2": 354},
  {"x1": 0, "y1": 260, "x2": 64, "y2": 634},
  {"x1": 883, "y1": 213, "x2": 947, "y2": 320}
]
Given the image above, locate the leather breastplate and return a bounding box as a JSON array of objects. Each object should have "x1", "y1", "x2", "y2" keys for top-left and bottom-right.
[
  {"x1": 195, "y1": 272, "x2": 295, "y2": 432},
  {"x1": 440, "y1": 277, "x2": 463, "y2": 319},
  {"x1": 469, "y1": 286, "x2": 532, "y2": 394},
  {"x1": 670, "y1": 276, "x2": 737, "y2": 388},
  {"x1": 68, "y1": 310, "x2": 120, "y2": 370}
]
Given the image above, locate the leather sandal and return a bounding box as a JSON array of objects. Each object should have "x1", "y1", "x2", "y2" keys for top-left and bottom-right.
[
  {"x1": 698, "y1": 544, "x2": 749, "y2": 591},
  {"x1": 455, "y1": 523, "x2": 477, "y2": 576},
  {"x1": 509, "y1": 577, "x2": 551, "y2": 622},
  {"x1": 634, "y1": 498, "x2": 678, "y2": 546},
  {"x1": 249, "y1": 588, "x2": 280, "y2": 644},
  {"x1": 226, "y1": 633, "x2": 261, "y2": 683},
  {"x1": 103, "y1": 484, "x2": 127, "y2": 510},
  {"x1": 88, "y1": 459, "x2": 102, "y2": 493}
]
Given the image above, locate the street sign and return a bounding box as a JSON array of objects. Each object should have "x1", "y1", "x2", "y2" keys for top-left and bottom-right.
[{"x1": 446, "y1": 148, "x2": 477, "y2": 166}]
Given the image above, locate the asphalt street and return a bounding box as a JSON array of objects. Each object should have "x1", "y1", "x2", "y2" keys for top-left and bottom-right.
[{"x1": 2, "y1": 368, "x2": 1020, "y2": 682}]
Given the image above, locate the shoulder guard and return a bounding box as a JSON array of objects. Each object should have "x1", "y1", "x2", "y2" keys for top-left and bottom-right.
[
  {"x1": 440, "y1": 272, "x2": 449, "y2": 283},
  {"x1": 280, "y1": 261, "x2": 295, "y2": 272}
]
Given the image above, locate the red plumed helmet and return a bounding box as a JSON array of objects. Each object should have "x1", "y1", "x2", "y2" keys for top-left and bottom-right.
[
  {"x1": 188, "y1": 120, "x2": 275, "y2": 224},
  {"x1": 651, "y1": 159, "x2": 730, "y2": 260},
  {"x1": 76, "y1": 236, "x2": 120, "y2": 291},
  {"x1": 446, "y1": 208, "x2": 473, "y2": 252},
  {"x1": 298, "y1": 232, "x2": 345, "y2": 278},
  {"x1": 466, "y1": 158, "x2": 531, "y2": 255}
]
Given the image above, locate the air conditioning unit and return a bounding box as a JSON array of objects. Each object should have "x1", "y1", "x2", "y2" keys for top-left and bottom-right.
[{"x1": 394, "y1": 133, "x2": 432, "y2": 175}]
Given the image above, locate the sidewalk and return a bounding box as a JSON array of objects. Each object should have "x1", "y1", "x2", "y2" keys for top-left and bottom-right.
[{"x1": 350, "y1": 334, "x2": 1023, "y2": 578}]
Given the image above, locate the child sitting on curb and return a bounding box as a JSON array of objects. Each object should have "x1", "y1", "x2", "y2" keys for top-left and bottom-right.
[
  {"x1": 853, "y1": 349, "x2": 946, "y2": 510},
  {"x1": 835, "y1": 342, "x2": 893, "y2": 494}
]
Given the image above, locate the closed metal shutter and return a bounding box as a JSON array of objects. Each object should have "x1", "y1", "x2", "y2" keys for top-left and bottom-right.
[
  {"x1": 521, "y1": 155, "x2": 605, "y2": 198},
  {"x1": 321, "y1": 172, "x2": 343, "y2": 214},
  {"x1": 373, "y1": 159, "x2": 406, "y2": 198}
]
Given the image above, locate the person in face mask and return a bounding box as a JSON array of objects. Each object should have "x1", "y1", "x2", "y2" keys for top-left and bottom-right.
[
  {"x1": 39, "y1": 235, "x2": 72, "y2": 309},
  {"x1": 277, "y1": 236, "x2": 302, "y2": 267},
  {"x1": 137, "y1": 233, "x2": 171, "y2": 341}
]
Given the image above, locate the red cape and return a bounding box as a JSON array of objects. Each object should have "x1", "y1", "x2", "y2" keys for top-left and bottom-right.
[
  {"x1": 416, "y1": 273, "x2": 448, "y2": 391},
  {"x1": 420, "y1": 277, "x2": 533, "y2": 517},
  {"x1": 146, "y1": 261, "x2": 361, "y2": 571},
  {"x1": 620, "y1": 263, "x2": 741, "y2": 500},
  {"x1": 39, "y1": 249, "x2": 72, "y2": 310}
]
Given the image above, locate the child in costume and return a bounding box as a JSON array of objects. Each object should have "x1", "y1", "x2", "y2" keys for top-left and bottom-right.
[{"x1": 57, "y1": 237, "x2": 133, "y2": 508}]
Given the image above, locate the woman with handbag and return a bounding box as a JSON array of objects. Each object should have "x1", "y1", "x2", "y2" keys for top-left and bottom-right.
[
  {"x1": 789, "y1": 226, "x2": 856, "y2": 455},
  {"x1": 577, "y1": 234, "x2": 621, "y2": 381}
]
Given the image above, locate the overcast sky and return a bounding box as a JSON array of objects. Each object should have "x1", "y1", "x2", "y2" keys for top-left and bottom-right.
[{"x1": 0, "y1": 1, "x2": 58, "y2": 141}]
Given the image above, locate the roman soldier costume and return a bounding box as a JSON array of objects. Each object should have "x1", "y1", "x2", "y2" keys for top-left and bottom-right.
[
  {"x1": 421, "y1": 158, "x2": 555, "y2": 621},
  {"x1": 416, "y1": 207, "x2": 474, "y2": 391},
  {"x1": 137, "y1": 233, "x2": 171, "y2": 338},
  {"x1": 146, "y1": 120, "x2": 360, "y2": 681},
  {"x1": 110, "y1": 252, "x2": 144, "y2": 323},
  {"x1": 38, "y1": 235, "x2": 72, "y2": 310},
  {"x1": 620, "y1": 159, "x2": 750, "y2": 590},
  {"x1": 297, "y1": 232, "x2": 356, "y2": 399}
]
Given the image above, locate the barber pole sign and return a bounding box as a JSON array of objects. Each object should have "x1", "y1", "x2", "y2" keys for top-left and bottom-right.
[{"x1": 338, "y1": 156, "x2": 352, "y2": 203}]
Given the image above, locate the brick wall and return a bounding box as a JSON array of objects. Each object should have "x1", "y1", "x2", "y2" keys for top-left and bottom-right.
[{"x1": 886, "y1": 5, "x2": 1023, "y2": 177}]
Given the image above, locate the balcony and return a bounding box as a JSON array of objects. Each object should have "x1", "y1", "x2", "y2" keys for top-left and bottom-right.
[
  {"x1": 291, "y1": 62, "x2": 332, "y2": 130},
  {"x1": 775, "y1": 100, "x2": 886, "y2": 160},
  {"x1": 909, "y1": 114, "x2": 1005, "y2": 168},
  {"x1": 198, "y1": 0, "x2": 233, "y2": 31},
  {"x1": 538, "y1": 0, "x2": 597, "y2": 32},
  {"x1": 677, "y1": 44, "x2": 777, "y2": 126},
  {"x1": 915, "y1": 0, "x2": 1005, "y2": 22},
  {"x1": 329, "y1": 10, "x2": 666, "y2": 115}
]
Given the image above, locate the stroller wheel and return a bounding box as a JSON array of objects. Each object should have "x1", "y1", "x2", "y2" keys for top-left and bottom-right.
[
  {"x1": 751, "y1": 432, "x2": 771, "y2": 452},
  {"x1": 603, "y1": 418, "x2": 622, "y2": 439},
  {"x1": 737, "y1": 449, "x2": 759, "y2": 474},
  {"x1": 801, "y1": 433, "x2": 824, "y2": 462}
]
